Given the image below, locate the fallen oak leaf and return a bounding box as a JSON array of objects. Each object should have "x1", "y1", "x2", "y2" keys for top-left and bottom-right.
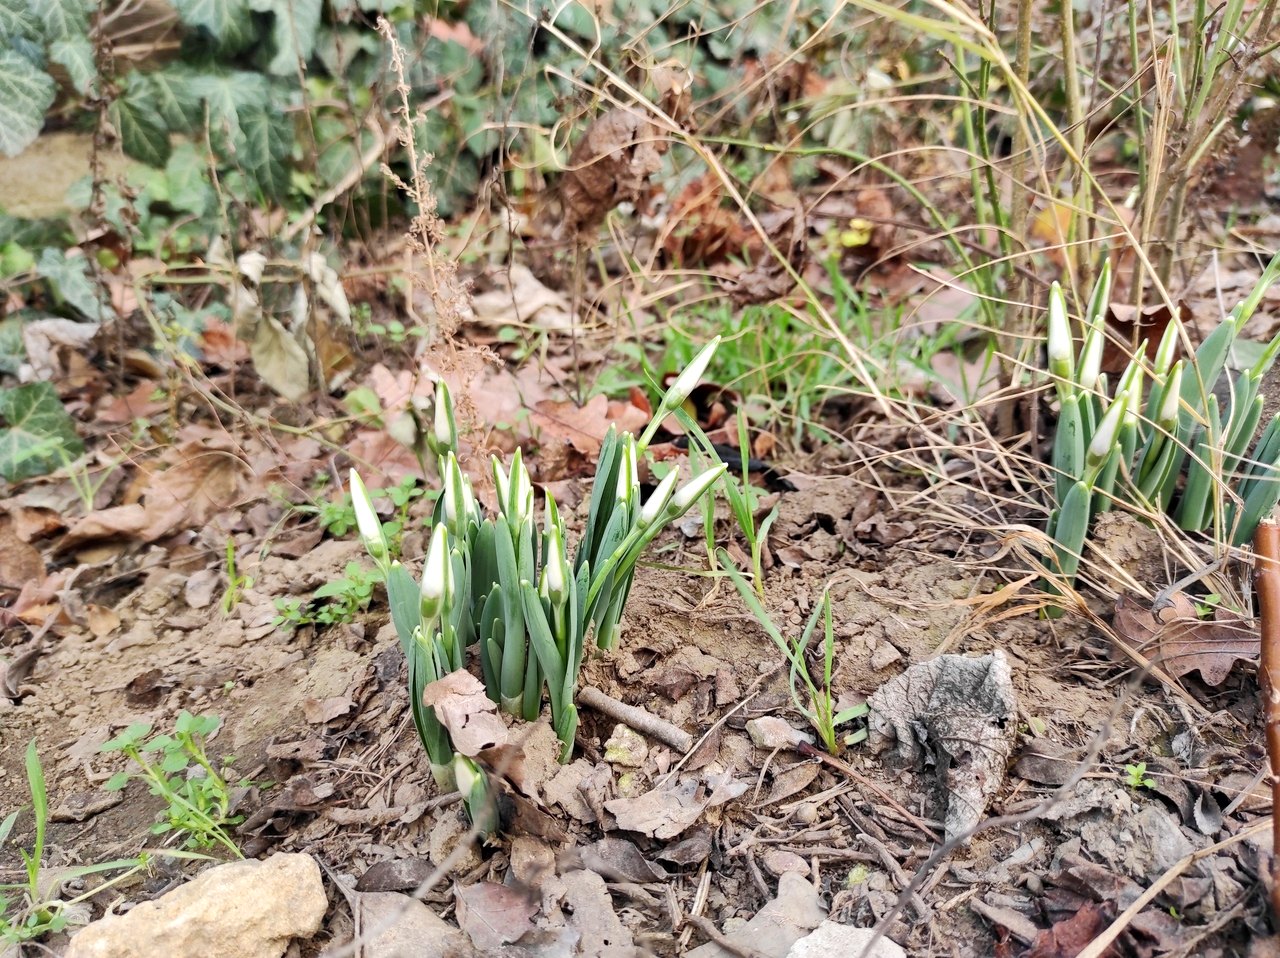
[
  {"x1": 1113, "y1": 592, "x2": 1258, "y2": 685},
  {"x1": 421, "y1": 670, "x2": 510, "y2": 757}
]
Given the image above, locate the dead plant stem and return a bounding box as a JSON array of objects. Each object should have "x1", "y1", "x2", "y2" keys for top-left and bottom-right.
[{"x1": 1254, "y1": 517, "x2": 1280, "y2": 923}]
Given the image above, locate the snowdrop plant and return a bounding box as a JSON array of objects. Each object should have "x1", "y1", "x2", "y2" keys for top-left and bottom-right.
[
  {"x1": 352, "y1": 338, "x2": 727, "y2": 763},
  {"x1": 1045, "y1": 253, "x2": 1280, "y2": 600}
]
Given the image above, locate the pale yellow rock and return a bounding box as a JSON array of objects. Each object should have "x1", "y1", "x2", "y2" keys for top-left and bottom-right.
[{"x1": 64, "y1": 853, "x2": 327, "y2": 958}]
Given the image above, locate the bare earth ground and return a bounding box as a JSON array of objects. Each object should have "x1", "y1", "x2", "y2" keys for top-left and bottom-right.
[{"x1": 2, "y1": 448, "x2": 1273, "y2": 955}]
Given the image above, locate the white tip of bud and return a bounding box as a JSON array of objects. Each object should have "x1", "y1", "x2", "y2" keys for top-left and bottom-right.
[
  {"x1": 349, "y1": 470, "x2": 386, "y2": 561},
  {"x1": 1088, "y1": 395, "x2": 1127, "y2": 465},
  {"x1": 665, "y1": 336, "x2": 721, "y2": 410},
  {"x1": 639, "y1": 469, "x2": 680, "y2": 527},
  {"x1": 432, "y1": 380, "x2": 456, "y2": 454},
  {"x1": 1153, "y1": 320, "x2": 1179, "y2": 376},
  {"x1": 1158, "y1": 363, "x2": 1183, "y2": 426},
  {"x1": 1077, "y1": 325, "x2": 1104, "y2": 392},
  {"x1": 544, "y1": 523, "x2": 568, "y2": 600},
  {"x1": 616, "y1": 439, "x2": 639, "y2": 503},
  {"x1": 510, "y1": 449, "x2": 533, "y2": 521},
  {"x1": 421, "y1": 523, "x2": 450, "y2": 617},
  {"x1": 1047, "y1": 283, "x2": 1073, "y2": 382},
  {"x1": 670, "y1": 464, "x2": 728, "y2": 515}
]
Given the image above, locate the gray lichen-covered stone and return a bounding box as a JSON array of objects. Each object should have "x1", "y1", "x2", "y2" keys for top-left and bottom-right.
[{"x1": 64, "y1": 853, "x2": 327, "y2": 958}]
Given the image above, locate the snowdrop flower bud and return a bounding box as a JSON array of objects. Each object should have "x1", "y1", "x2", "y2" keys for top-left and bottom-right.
[
  {"x1": 420, "y1": 523, "x2": 450, "y2": 622},
  {"x1": 669, "y1": 464, "x2": 728, "y2": 516},
  {"x1": 1087, "y1": 395, "x2": 1126, "y2": 472},
  {"x1": 1046, "y1": 283, "x2": 1074, "y2": 383},
  {"x1": 1077, "y1": 323, "x2": 1104, "y2": 392},
  {"x1": 665, "y1": 336, "x2": 721, "y2": 411},
  {"x1": 492, "y1": 458, "x2": 510, "y2": 510},
  {"x1": 1158, "y1": 363, "x2": 1183, "y2": 428},
  {"x1": 638, "y1": 469, "x2": 679, "y2": 528},
  {"x1": 510, "y1": 449, "x2": 533, "y2": 522},
  {"x1": 1153, "y1": 321, "x2": 1179, "y2": 377},
  {"x1": 616, "y1": 439, "x2": 639, "y2": 503},
  {"x1": 544, "y1": 523, "x2": 569, "y2": 603},
  {"x1": 430, "y1": 380, "x2": 457, "y2": 457},
  {"x1": 349, "y1": 471, "x2": 387, "y2": 564}
]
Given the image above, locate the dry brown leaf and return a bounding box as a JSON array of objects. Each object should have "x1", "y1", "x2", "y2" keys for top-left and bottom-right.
[
  {"x1": 1103, "y1": 302, "x2": 1189, "y2": 374},
  {"x1": 721, "y1": 208, "x2": 807, "y2": 306},
  {"x1": 97, "y1": 380, "x2": 168, "y2": 425},
  {"x1": 85, "y1": 604, "x2": 120, "y2": 638},
  {"x1": 0, "y1": 514, "x2": 44, "y2": 590},
  {"x1": 471, "y1": 264, "x2": 575, "y2": 331},
  {"x1": 661, "y1": 173, "x2": 753, "y2": 266},
  {"x1": 1113, "y1": 592, "x2": 1258, "y2": 685},
  {"x1": 529, "y1": 393, "x2": 650, "y2": 460},
  {"x1": 420, "y1": 670, "x2": 509, "y2": 757},
  {"x1": 557, "y1": 107, "x2": 668, "y2": 239},
  {"x1": 1026, "y1": 901, "x2": 1113, "y2": 958},
  {"x1": 454, "y1": 882, "x2": 538, "y2": 953}
]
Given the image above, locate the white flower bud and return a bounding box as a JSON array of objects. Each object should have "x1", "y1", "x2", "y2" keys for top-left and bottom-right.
[
  {"x1": 421, "y1": 523, "x2": 450, "y2": 621},
  {"x1": 664, "y1": 336, "x2": 721, "y2": 411},
  {"x1": 431, "y1": 380, "x2": 456, "y2": 455},
  {"x1": 669, "y1": 464, "x2": 728, "y2": 515},
  {"x1": 1158, "y1": 363, "x2": 1183, "y2": 427},
  {"x1": 1047, "y1": 283, "x2": 1073, "y2": 382},
  {"x1": 349, "y1": 470, "x2": 387, "y2": 563},
  {"x1": 638, "y1": 469, "x2": 679, "y2": 527}
]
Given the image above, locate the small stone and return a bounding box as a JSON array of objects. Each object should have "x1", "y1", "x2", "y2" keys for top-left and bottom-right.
[
  {"x1": 428, "y1": 806, "x2": 482, "y2": 876},
  {"x1": 763, "y1": 850, "x2": 809, "y2": 877},
  {"x1": 794, "y1": 803, "x2": 819, "y2": 825},
  {"x1": 64, "y1": 853, "x2": 326, "y2": 958},
  {"x1": 604, "y1": 724, "x2": 649, "y2": 768},
  {"x1": 869, "y1": 643, "x2": 902, "y2": 671},
  {"x1": 786, "y1": 921, "x2": 907, "y2": 958},
  {"x1": 746, "y1": 716, "x2": 814, "y2": 750}
]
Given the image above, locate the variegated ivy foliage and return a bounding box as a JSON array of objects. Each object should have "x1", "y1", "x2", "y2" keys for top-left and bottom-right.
[
  {"x1": 1045, "y1": 254, "x2": 1280, "y2": 597},
  {"x1": 352, "y1": 340, "x2": 726, "y2": 783}
]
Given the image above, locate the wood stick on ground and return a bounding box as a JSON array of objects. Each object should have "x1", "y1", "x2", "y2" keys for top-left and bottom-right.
[
  {"x1": 1254, "y1": 517, "x2": 1280, "y2": 924},
  {"x1": 578, "y1": 686, "x2": 694, "y2": 753}
]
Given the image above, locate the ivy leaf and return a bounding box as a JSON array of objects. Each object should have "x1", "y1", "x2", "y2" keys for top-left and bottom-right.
[
  {"x1": 171, "y1": 0, "x2": 254, "y2": 48},
  {"x1": 49, "y1": 37, "x2": 96, "y2": 94},
  {"x1": 35, "y1": 0, "x2": 89, "y2": 42},
  {"x1": 0, "y1": 382, "x2": 84, "y2": 482},
  {"x1": 186, "y1": 69, "x2": 268, "y2": 146},
  {"x1": 239, "y1": 104, "x2": 291, "y2": 199},
  {"x1": 109, "y1": 73, "x2": 171, "y2": 166},
  {"x1": 0, "y1": 0, "x2": 41, "y2": 40},
  {"x1": 146, "y1": 68, "x2": 202, "y2": 133},
  {"x1": 0, "y1": 49, "x2": 55, "y2": 157},
  {"x1": 36, "y1": 248, "x2": 117, "y2": 321},
  {"x1": 247, "y1": 0, "x2": 322, "y2": 75}
]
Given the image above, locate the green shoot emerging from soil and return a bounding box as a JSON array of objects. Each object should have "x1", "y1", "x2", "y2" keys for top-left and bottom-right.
[{"x1": 2, "y1": 742, "x2": 154, "y2": 944}]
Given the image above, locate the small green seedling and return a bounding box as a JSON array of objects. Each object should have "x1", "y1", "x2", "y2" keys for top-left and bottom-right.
[
  {"x1": 273, "y1": 561, "x2": 381, "y2": 628},
  {"x1": 1, "y1": 741, "x2": 150, "y2": 944},
  {"x1": 99, "y1": 712, "x2": 244, "y2": 857},
  {"x1": 222, "y1": 537, "x2": 252, "y2": 614},
  {"x1": 1123, "y1": 762, "x2": 1156, "y2": 790},
  {"x1": 680, "y1": 408, "x2": 778, "y2": 597},
  {"x1": 720, "y1": 559, "x2": 868, "y2": 754}
]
